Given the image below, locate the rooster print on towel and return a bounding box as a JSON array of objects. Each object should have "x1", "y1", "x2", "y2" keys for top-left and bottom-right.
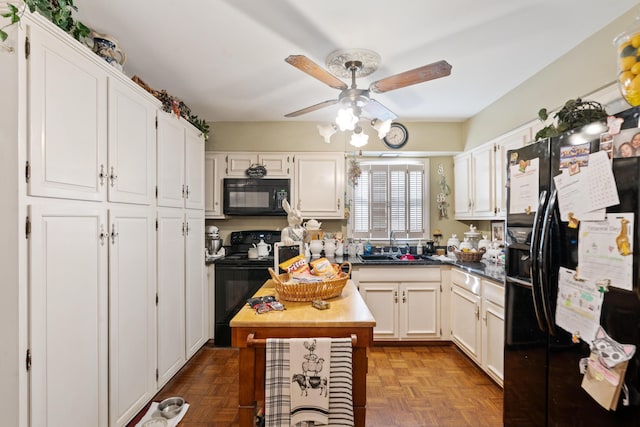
[{"x1": 291, "y1": 339, "x2": 328, "y2": 398}]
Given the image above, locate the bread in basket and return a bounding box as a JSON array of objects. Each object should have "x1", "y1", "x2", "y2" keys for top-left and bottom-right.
[{"x1": 268, "y1": 262, "x2": 351, "y2": 302}]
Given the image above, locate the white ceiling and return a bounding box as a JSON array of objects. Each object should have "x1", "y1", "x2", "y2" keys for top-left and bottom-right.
[{"x1": 72, "y1": 0, "x2": 637, "y2": 124}]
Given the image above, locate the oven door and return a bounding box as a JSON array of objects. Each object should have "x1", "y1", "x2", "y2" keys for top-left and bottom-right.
[{"x1": 214, "y1": 263, "x2": 271, "y2": 346}]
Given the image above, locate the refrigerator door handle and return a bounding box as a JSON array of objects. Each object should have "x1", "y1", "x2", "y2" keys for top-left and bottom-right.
[
  {"x1": 538, "y1": 188, "x2": 557, "y2": 335},
  {"x1": 530, "y1": 190, "x2": 549, "y2": 332}
]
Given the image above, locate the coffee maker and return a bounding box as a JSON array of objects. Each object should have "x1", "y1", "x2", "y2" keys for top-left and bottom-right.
[{"x1": 205, "y1": 226, "x2": 222, "y2": 255}]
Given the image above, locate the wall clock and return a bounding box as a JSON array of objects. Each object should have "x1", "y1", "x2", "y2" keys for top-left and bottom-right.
[{"x1": 383, "y1": 122, "x2": 408, "y2": 149}]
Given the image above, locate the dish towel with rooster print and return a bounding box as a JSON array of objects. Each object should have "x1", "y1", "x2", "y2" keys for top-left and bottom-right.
[
  {"x1": 265, "y1": 337, "x2": 354, "y2": 427},
  {"x1": 290, "y1": 338, "x2": 331, "y2": 425}
]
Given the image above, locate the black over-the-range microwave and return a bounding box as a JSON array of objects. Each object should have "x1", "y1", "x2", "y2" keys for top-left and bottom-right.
[{"x1": 223, "y1": 178, "x2": 290, "y2": 216}]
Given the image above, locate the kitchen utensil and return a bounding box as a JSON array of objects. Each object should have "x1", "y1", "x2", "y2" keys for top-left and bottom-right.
[
  {"x1": 205, "y1": 226, "x2": 222, "y2": 255},
  {"x1": 158, "y1": 396, "x2": 185, "y2": 419},
  {"x1": 424, "y1": 240, "x2": 435, "y2": 254}
]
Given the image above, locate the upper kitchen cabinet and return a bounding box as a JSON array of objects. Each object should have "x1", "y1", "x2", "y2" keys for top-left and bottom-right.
[
  {"x1": 27, "y1": 21, "x2": 107, "y2": 202},
  {"x1": 454, "y1": 144, "x2": 494, "y2": 219},
  {"x1": 107, "y1": 77, "x2": 157, "y2": 205},
  {"x1": 157, "y1": 113, "x2": 205, "y2": 210},
  {"x1": 455, "y1": 124, "x2": 532, "y2": 220},
  {"x1": 292, "y1": 153, "x2": 345, "y2": 219},
  {"x1": 205, "y1": 152, "x2": 225, "y2": 218},
  {"x1": 224, "y1": 152, "x2": 291, "y2": 177}
]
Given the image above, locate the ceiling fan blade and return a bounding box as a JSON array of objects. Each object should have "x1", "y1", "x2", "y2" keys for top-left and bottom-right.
[
  {"x1": 285, "y1": 55, "x2": 348, "y2": 90},
  {"x1": 369, "y1": 60, "x2": 452, "y2": 94},
  {"x1": 361, "y1": 99, "x2": 397, "y2": 122},
  {"x1": 284, "y1": 99, "x2": 339, "y2": 118}
]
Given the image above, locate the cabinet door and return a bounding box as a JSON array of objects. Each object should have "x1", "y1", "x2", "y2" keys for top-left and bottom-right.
[
  {"x1": 28, "y1": 24, "x2": 107, "y2": 201},
  {"x1": 293, "y1": 153, "x2": 345, "y2": 218},
  {"x1": 185, "y1": 210, "x2": 207, "y2": 358},
  {"x1": 157, "y1": 114, "x2": 185, "y2": 208},
  {"x1": 450, "y1": 284, "x2": 481, "y2": 363},
  {"x1": 108, "y1": 206, "x2": 156, "y2": 426},
  {"x1": 258, "y1": 153, "x2": 291, "y2": 177},
  {"x1": 107, "y1": 77, "x2": 156, "y2": 205},
  {"x1": 471, "y1": 144, "x2": 494, "y2": 217},
  {"x1": 400, "y1": 282, "x2": 440, "y2": 339},
  {"x1": 453, "y1": 152, "x2": 472, "y2": 218},
  {"x1": 185, "y1": 128, "x2": 204, "y2": 210},
  {"x1": 205, "y1": 153, "x2": 224, "y2": 218},
  {"x1": 482, "y1": 299, "x2": 505, "y2": 386},
  {"x1": 359, "y1": 283, "x2": 399, "y2": 340},
  {"x1": 225, "y1": 153, "x2": 257, "y2": 176},
  {"x1": 29, "y1": 203, "x2": 108, "y2": 427},
  {"x1": 493, "y1": 127, "x2": 530, "y2": 217},
  {"x1": 157, "y1": 208, "x2": 186, "y2": 387}
]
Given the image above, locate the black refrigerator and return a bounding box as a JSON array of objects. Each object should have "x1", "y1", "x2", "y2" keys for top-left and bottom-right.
[{"x1": 504, "y1": 106, "x2": 640, "y2": 426}]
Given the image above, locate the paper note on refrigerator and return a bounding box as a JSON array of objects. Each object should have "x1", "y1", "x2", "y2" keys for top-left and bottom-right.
[
  {"x1": 509, "y1": 157, "x2": 540, "y2": 214},
  {"x1": 553, "y1": 151, "x2": 619, "y2": 222},
  {"x1": 577, "y1": 213, "x2": 634, "y2": 291},
  {"x1": 555, "y1": 267, "x2": 604, "y2": 344}
]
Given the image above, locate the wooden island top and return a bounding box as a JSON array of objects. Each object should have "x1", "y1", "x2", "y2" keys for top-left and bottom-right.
[{"x1": 231, "y1": 279, "x2": 375, "y2": 426}]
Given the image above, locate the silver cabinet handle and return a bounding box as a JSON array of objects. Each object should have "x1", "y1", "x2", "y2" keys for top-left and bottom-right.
[
  {"x1": 99, "y1": 225, "x2": 107, "y2": 246},
  {"x1": 109, "y1": 166, "x2": 118, "y2": 187},
  {"x1": 402, "y1": 290, "x2": 406, "y2": 303},
  {"x1": 110, "y1": 224, "x2": 118, "y2": 244},
  {"x1": 99, "y1": 165, "x2": 106, "y2": 186},
  {"x1": 394, "y1": 290, "x2": 398, "y2": 304}
]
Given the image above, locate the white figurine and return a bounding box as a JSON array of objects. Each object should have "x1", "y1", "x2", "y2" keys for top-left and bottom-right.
[{"x1": 281, "y1": 199, "x2": 306, "y2": 244}]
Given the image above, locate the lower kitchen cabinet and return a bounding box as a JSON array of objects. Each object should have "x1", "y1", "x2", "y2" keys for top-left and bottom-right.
[
  {"x1": 449, "y1": 267, "x2": 504, "y2": 386},
  {"x1": 29, "y1": 202, "x2": 109, "y2": 427},
  {"x1": 355, "y1": 266, "x2": 441, "y2": 341},
  {"x1": 481, "y1": 279, "x2": 505, "y2": 386},
  {"x1": 108, "y1": 206, "x2": 157, "y2": 427}
]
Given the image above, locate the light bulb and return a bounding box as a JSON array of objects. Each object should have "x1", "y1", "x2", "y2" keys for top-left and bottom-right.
[
  {"x1": 317, "y1": 123, "x2": 337, "y2": 143},
  {"x1": 350, "y1": 126, "x2": 369, "y2": 147},
  {"x1": 336, "y1": 107, "x2": 358, "y2": 131},
  {"x1": 371, "y1": 119, "x2": 392, "y2": 139}
]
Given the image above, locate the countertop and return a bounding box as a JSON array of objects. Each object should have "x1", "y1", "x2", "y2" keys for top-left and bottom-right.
[{"x1": 229, "y1": 279, "x2": 376, "y2": 328}]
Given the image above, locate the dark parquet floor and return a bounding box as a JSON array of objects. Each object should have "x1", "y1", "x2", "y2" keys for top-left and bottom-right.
[{"x1": 128, "y1": 343, "x2": 503, "y2": 427}]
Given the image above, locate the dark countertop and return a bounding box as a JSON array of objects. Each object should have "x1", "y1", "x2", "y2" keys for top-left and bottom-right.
[{"x1": 207, "y1": 253, "x2": 505, "y2": 283}]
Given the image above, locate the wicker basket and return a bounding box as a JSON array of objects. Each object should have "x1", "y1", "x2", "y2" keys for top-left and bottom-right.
[
  {"x1": 453, "y1": 247, "x2": 486, "y2": 263},
  {"x1": 268, "y1": 262, "x2": 351, "y2": 302}
]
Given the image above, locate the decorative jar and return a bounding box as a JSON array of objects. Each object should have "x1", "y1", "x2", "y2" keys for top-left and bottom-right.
[{"x1": 614, "y1": 17, "x2": 640, "y2": 106}]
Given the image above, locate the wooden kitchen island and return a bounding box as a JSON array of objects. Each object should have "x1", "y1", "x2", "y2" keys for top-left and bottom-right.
[{"x1": 231, "y1": 279, "x2": 375, "y2": 426}]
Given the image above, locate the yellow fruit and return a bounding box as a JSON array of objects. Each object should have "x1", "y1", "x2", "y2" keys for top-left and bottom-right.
[
  {"x1": 621, "y1": 55, "x2": 637, "y2": 71},
  {"x1": 632, "y1": 33, "x2": 640, "y2": 48},
  {"x1": 629, "y1": 74, "x2": 640, "y2": 92},
  {"x1": 621, "y1": 70, "x2": 636, "y2": 84},
  {"x1": 632, "y1": 62, "x2": 640, "y2": 75}
]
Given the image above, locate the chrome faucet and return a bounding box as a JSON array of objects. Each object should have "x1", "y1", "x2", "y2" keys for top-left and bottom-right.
[{"x1": 390, "y1": 231, "x2": 397, "y2": 248}]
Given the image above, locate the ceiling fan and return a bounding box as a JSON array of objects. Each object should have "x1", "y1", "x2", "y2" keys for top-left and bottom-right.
[{"x1": 284, "y1": 49, "x2": 452, "y2": 122}]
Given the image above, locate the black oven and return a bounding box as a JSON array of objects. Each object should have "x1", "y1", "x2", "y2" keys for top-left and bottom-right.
[
  {"x1": 214, "y1": 230, "x2": 281, "y2": 346},
  {"x1": 223, "y1": 178, "x2": 290, "y2": 216}
]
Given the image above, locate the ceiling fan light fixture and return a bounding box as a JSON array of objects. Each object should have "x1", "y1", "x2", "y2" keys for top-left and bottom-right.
[
  {"x1": 371, "y1": 118, "x2": 392, "y2": 139},
  {"x1": 336, "y1": 107, "x2": 358, "y2": 131},
  {"x1": 317, "y1": 123, "x2": 337, "y2": 143},
  {"x1": 350, "y1": 126, "x2": 369, "y2": 148}
]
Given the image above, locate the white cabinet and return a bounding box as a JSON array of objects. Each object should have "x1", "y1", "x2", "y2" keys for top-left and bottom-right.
[
  {"x1": 205, "y1": 152, "x2": 225, "y2": 218},
  {"x1": 28, "y1": 22, "x2": 107, "y2": 202},
  {"x1": 107, "y1": 78, "x2": 157, "y2": 205},
  {"x1": 450, "y1": 269, "x2": 482, "y2": 363},
  {"x1": 108, "y1": 206, "x2": 157, "y2": 427},
  {"x1": 492, "y1": 126, "x2": 531, "y2": 217},
  {"x1": 454, "y1": 145, "x2": 494, "y2": 219},
  {"x1": 157, "y1": 114, "x2": 205, "y2": 210},
  {"x1": 455, "y1": 124, "x2": 534, "y2": 220},
  {"x1": 185, "y1": 210, "x2": 207, "y2": 359},
  {"x1": 356, "y1": 267, "x2": 441, "y2": 341},
  {"x1": 481, "y1": 279, "x2": 505, "y2": 386},
  {"x1": 156, "y1": 209, "x2": 186, "y2": 387},
  {"x1": 293, "y1": 153, "x2": 345, "y2": 218},
  {"x1": 449, "y1": 268, "x2": 505, "y2": 386},
  {"x1": 223, "y1": 152, "x2": 291, "y2": 177},
  {"x1": 29, "y1": 203, "x2": 109, "y2": 427}
]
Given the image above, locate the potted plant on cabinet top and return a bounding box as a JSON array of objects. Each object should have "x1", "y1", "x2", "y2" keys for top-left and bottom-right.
[{"x1": 534, "y1": 98, "x2": 608, "y2": 141}]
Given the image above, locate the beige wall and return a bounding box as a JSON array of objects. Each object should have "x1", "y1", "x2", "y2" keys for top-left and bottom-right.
[{"x1": 463, "y1": 7, "x2": 638, "y2": 150}]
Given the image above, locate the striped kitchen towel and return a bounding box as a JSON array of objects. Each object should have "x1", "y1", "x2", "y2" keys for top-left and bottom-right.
[{"x1": 264, "y1": 338, "x2": 353, "y2": 427}]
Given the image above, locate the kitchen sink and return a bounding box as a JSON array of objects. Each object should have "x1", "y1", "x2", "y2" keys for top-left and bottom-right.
[{"x1": 359, "y1": 254, "x2": 398, "y2": 261}]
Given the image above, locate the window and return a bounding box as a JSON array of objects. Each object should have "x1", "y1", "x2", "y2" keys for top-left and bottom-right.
[{"x1": 350, "y1": 160, "x2": 429, "y2": 241}]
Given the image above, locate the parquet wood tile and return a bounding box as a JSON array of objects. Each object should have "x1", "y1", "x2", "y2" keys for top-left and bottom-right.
[{"x1": 127, "y1": 342, "x2": 502, "y2": 427}]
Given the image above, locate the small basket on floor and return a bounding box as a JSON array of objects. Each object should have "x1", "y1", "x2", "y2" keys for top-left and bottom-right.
[{"x1": 268, "y1": 262, "x2": 351, "y2": 302}]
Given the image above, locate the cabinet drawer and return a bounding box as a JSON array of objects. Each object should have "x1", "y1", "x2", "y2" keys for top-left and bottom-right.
[
  {"x1": 451, "y1": 268, "x2": 481, "y2": 295},
  {"x1": 483, "y1": 279, "x2": 504, "y2": 308},
  {"x1": 358, "y1": 266, "x2": 441, "y2": 282}
]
